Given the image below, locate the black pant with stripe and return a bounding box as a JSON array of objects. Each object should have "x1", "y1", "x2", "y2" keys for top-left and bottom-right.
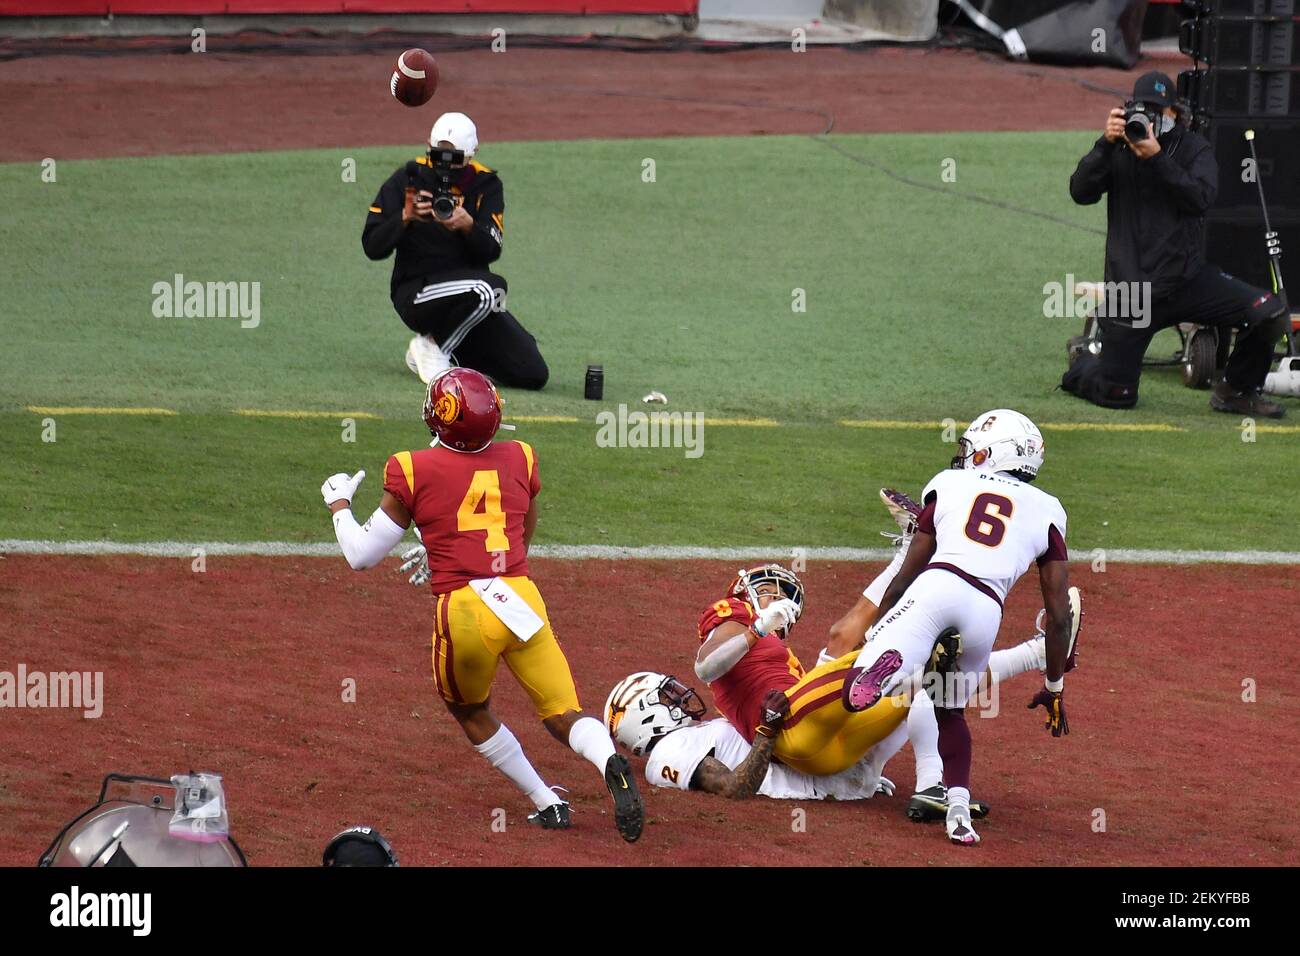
[{"x1": 395, "y1": 269, "x2": 549, "y2": 390}]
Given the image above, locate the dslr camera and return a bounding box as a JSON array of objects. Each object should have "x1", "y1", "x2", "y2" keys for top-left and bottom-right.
[
  {"x1": 415, "y1": 146, "x2": 466, "y2": 221},
  {"x1": 1122, "y1": 99, "x2": 1161, "y2": 144}
]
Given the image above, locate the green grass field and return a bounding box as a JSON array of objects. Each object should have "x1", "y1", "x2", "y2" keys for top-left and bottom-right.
[{"x1": 2, "y1": 132, "x2": 1295, "y2": 550}]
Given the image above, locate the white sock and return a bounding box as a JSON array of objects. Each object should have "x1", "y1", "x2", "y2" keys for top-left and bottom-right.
[
  {"x1": 865, "y1": 717, "x2": 909, "y2": 785},
  {"x1": 474, "y1": 724, "x2": 560, "y2": 811},
  {"x1": 908, "y1": 691, "x2": 944, "y2": 793},
  {"x1": 816, "y1": 647, "x2": 838, "y2": 667},
  {"x1": 567, "y1": 716, "x2": 617, "y2": 773},
  {"x1": 947, "y1": 785, "x2": 971, "y2": 816},
  {"x1": 987, "y1": 636, "x2": 1046, "y2": 683}
]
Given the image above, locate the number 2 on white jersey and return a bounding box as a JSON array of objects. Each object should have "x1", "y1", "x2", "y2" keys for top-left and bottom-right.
[
  {"x1": 457, "y1": 470, "x2": 510, "y2": 552},
  {"x1": 964, "y1": 492, "x2": 1013, "y2": 547}
]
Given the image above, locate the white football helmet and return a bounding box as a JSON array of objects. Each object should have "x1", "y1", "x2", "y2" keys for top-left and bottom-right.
[
  {"x1": 951, "y1": 409, "x2": 1045, "y2": 481},
  {"x1": 604, "y1": 672, "x2": 706, "y2": 756}
]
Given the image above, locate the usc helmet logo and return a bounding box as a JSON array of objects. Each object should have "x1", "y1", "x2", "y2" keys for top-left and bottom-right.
[{"x1": 432, "y1": 393, "x2": 460, "y2": 424}]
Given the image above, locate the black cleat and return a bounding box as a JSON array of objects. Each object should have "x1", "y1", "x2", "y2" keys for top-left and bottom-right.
[
  {"x1": 926, "y1": 627, "x2": 963, "y2": 677},
  {"x1": 906, "y1": 785, "x2": 948, "y2": 822},
  {"x1": 604, "y1": 753, "x2": 644, "y2": 843},
  {"x1": 527, "y1": 800, "x2": 572, "y2": 831},
  {"x1": 906, "y1": 785, "x2": 989, "y2": 822}
]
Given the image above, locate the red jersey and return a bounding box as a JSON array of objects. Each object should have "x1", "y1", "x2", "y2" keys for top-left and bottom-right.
[
  {"x1": 384, "y1": 439, "x2": 540, "y2": 592},
  {"x1": 697, "y1": 596, "x2": 804, "y2": 744}
]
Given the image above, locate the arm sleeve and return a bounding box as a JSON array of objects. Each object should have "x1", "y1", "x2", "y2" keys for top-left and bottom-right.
[
  {"x1": 915, "y1": 498, "x2": 937, "y2": 535},
  {"x1": 1036, "y1": 523, "x2": 1069, "y2": 566},
  {"x1": 362, "y1": 173, "x2": 407, "y2": 261},
  {"x1": 1069, "y1": 136, "x2": 1117, "y2": 206},
  {"x1": 333, "y1": 506, "x2": 407, "y2": 571},
  {"x1": 1148, "y1": 139, "x2": 1218, "y2": 215},
  {"x1": 462, "y1": 178, "x2": 504, "y2": 266}
]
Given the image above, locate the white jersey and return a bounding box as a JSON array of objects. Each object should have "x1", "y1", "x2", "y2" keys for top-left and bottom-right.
[
  {"x1": 921, "y1": 468, "x2": 1068, "y2": 604},
  {"x1": 644, "y1": 719, "x2": 881, "y2": 800}
]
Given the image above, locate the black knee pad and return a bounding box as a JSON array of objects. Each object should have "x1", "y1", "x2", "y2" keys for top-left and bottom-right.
[
  {"x1": 1061, "y1": 353, "x2": 1140, "y2": 409},
  {"x1": 1245, "y1": 290, "x2": 1287, "y2": 329}
]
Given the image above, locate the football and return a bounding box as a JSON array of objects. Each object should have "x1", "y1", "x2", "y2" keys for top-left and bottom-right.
[{"x1": 390, "y1": 48, "x2": 439, "y2": 108}]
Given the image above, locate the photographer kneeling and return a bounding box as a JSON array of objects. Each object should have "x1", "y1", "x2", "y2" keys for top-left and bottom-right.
[
  {"x1": 1064, "y1": 72, "x2": 1288, "y2": 418},
  {"x1": 362, "y1": 112, "x2": 548, "y2": 390}
]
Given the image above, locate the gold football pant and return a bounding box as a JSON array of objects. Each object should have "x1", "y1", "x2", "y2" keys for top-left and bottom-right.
[
  {"x1": 431, "y1": 576, "x2": 581, "y2": 720},
  {"x1": 774, "y1": 651, "x2": 907, "y2": 776}
]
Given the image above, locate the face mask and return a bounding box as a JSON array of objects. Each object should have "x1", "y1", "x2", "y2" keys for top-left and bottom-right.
[{"x1": 1157, "y1": 113, "x2": 1175, "y2": 136}]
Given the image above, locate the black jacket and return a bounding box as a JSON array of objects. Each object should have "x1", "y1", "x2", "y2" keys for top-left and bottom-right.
[
  {"x1": 362, "y1": 156, "x2": 506, "y2": 304},
  {"x1": 1069, "y1": 124, "x2": 1217, "y2": 301}
]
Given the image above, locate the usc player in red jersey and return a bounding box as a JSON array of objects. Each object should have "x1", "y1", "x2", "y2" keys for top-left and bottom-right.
[
  {"x1": 695, "y1": 565, "x2": 909, "y2": 777},
  {"x1": 320, "y1": 367, "x2": 643, "y2": 842}
]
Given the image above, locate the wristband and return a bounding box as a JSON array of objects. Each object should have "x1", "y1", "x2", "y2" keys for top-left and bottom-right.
[{"x1": 1045, "y1": 677, "x2": 1064, "y2": 693}]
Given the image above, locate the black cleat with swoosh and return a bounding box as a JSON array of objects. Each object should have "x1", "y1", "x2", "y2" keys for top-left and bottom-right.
[{"x1": 604, "y1": 754, "x2": 644, "y2": 843}]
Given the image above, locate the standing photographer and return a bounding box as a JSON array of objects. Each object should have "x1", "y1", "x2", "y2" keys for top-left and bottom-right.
[
  {"x1": 1064, "y1": 72, "x2": 1288, "y2": 418},
  {"x1": 362, "y1": 112, "x2": 548, "y2": 390}
]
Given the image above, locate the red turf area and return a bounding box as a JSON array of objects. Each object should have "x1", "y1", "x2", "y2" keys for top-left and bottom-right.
[{"x1": 0, "y1": 556, "x2": 1295, "y2": 867}]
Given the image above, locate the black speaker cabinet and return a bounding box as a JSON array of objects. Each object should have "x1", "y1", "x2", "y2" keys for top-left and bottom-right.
[
  {"x1": 1180, "y1": 67, "x2": 1300, "y2": 113},
  {"x1": 1204, "y1": 211, "x2": 1300, "y2": 295},
  {"x1": 1181, "y1": 15, "x2": 1299, "y2": 66},
  {"x1": 1190, "y1": 115, "x2": 1300, "y2": 210}
]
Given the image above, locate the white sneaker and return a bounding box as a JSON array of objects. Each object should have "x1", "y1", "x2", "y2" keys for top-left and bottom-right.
[
  {"x1": 405, "y1": 335, "x2": 451, "y2": 384},
  {"x1": 946, "y1": 806, "x2": 980, "y2": 845}
]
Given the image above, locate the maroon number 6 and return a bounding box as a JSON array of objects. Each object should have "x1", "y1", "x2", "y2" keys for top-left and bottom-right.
[{"x1": 964, "y1": 493, "x2": 1014, "y2": 547}]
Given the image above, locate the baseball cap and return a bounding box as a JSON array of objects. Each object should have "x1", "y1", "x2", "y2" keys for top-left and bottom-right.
[
  {"x1": 1132, "y1": 71, "x2": 1174, "y2": 108},
  {"x1": 429, "y1": 112, "x2": 479, "y2": 158}
]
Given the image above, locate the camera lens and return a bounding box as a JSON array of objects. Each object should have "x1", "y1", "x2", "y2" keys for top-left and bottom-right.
[
  {"x1": 1125, "y1": 113, "x2": 1151, "y2": 141},
  {"x1": 433, "y1": 195, "x2": 456, "y2": 220}
]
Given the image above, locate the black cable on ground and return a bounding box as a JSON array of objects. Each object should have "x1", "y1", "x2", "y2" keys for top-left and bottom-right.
[{"x1": 812, "y1": 135, "x2": 1105, "y2": 238}]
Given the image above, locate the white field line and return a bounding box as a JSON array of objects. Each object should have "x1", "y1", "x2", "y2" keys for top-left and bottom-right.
[{"x1": 1, "y1": 540, "x2": 1298, "y2": 565}]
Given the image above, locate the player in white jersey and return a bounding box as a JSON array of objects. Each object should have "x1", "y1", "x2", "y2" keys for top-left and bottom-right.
[
  {"x1": 602, "y1": 589, "x2": 1075, "y2": 809},
  {"x1": 603, "y1": 672, "x2": 915, "y2": 802},
  {"x1": 817, "y1": 487, "x2": 1082, "y2": 821},
  {"x1": 842, "y1": 409, "x2": 1075, "y2": 846}
]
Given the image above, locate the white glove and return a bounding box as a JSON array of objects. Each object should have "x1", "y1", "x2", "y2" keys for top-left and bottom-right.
[
  {"x1": 876, "y1": 776, "x2": 895, "y2": 797},
  {"x1": 321, "y1": 470, "x2": 366, "y2": 508},
  {"x1": 752, "y1": 597, "x2": 801, "y2": 637},
  {"x1": 398, "y1": 544, "x2": 430, "y2": 587}
]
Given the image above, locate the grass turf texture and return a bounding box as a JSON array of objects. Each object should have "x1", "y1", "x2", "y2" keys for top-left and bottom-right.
[
  {"x1": 6, "y1": 130, "x2": 1289, "y2": 424},
  {"x1": 1, "y1": 132, "x2": 1293, "y2": 549},
  {"x1": 2, "y1": 412, "x2": 1294, "y2": 552}
]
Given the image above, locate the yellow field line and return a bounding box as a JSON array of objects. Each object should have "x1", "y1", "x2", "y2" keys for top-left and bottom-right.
[
  {"x1": 1038, "y1": 422, "x2": 1187, "y2": 433},
  {"x1": 17, "y1": 408, "x2": 1267, "y2": 434},
  {"x1": 234, "y1": 409, "x2": 381, "y2": 420},
  {"x1": 26, "y1": 405, "x2": 177, "y2": 416},
  {"x1": 839, "y1": 419, "x2": 950, "y2": 429},
  {"x1": 839, "y1": 419, "x2": 1187, "y2": 433}
]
